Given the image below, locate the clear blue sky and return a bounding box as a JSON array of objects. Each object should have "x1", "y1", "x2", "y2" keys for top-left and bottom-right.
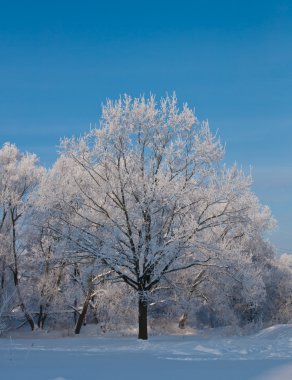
[{"x1": 0, "y1": 0, "x2": 291, "y2": 251}]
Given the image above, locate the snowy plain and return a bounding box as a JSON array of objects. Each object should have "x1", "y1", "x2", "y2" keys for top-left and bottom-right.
[{"x1": 1, "y1": 324, "x2": 292, "y2": 380}]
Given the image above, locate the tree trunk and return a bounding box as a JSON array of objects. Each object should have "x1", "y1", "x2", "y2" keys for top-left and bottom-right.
[
  {"x1": 1, "y1": 259, "x2": 5, "y2": 289},
  {"x1": 178, "y1": 312, "x2": 188, "y2": 329},
  {"x1": 37, "y1": 304, "x2": 43, "y2": 328},
  {"x1": 74, "y1": 292, "x2": 91, "y2": 334},
  {"x1": 138, "y1": 294, "x2": 148, "y2": 340},
  {"x1": 37, "y1": 304, "x2": 47, "y2": 329}
]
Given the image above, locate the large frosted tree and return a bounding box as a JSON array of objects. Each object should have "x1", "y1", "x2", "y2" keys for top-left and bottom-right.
[{"x1": 40, "y1": 94, "x2": 270, "y2": 339}]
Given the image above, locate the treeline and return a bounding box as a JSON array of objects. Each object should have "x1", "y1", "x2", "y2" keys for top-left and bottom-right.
[{"x1": 0, "y1": 95, "x2": 291, "y2": 339}]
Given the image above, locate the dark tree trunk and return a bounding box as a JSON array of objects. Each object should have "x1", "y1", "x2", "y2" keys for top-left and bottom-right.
[
  {"x1": 37, "y1": 304, "x2": 43, "y2": 328},
  {"x1": 74, "y1": 292, "x2": 91, "y2": 334},
  {"x1": 138, "y1": 294, "x2": 148, "y2": 340},
  {"x1": 37, "y1": 304, "x2": 47, "y2": 329},
  {"x1": 74, "y1": 299, "x2": 78, "y2": 324},
  {"x1": 40, "y1": 313, "x2": 47, "y2": 329},
  {"x1": 1, "y1": 259, "x2": 5, "y2": 289},
  {"x1": 178, "y1": 312, "x2": 188, "y2": 329}
]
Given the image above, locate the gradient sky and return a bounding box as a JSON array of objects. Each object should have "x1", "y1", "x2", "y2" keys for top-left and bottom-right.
[{"x1": 0, "y1": 0, "x2": 291, "y2": 251}]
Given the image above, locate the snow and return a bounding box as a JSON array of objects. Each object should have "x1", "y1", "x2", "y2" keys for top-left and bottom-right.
[{"x1": 1, "y1": 324, "x2": 292, "y2": 379}]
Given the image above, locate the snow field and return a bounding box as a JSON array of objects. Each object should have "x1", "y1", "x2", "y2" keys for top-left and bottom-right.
[{"x1": 0, "y1": 325, "x2": 292, "y2": 380}]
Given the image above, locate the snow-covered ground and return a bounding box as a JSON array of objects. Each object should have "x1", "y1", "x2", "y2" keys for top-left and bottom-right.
[{"x1": 1, "y1": 325, "x2": 292, "y2": 380}]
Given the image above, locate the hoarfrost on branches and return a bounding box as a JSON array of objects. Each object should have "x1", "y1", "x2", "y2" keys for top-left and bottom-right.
[{"x1": 37, "y1": 94, "x2": 277, "y2": 338}]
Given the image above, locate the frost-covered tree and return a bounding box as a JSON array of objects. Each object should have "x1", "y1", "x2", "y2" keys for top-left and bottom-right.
[
  {"x1": 263, "y1": 253, "x2": 292, "y2": 324},
  {"x1": 149, "y1": 189, "x2": 276, "y2": 329},
  {"x1": 23, "y1": 221, "x2": 70, "y2": 329},
  {"x1": 38, "y1": 94, "x2": 271, "y2": 339},
  {"x1": 0, "y1": 143, "x2": 44, "y2": 330},
  {"x1": 35, "y1": 156, "x2": 115, "y2": 332}
]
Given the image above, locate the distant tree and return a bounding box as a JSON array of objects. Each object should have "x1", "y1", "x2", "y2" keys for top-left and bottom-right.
[
  {"x1": 264, "y1": 253, "x2": 292, "y2": 323},
  {"x1": 154, "y1": 192, "x2": 275, "y2": 329},
  {"x1": 0, "y1": 143, "x2": 44, "y2": 330},
  {"x1": 24, "y1": 223, "x2": 69, "y2": 329}
]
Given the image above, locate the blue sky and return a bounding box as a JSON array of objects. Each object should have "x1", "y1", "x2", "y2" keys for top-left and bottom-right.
[{"x1": 0, "y1": 0, "x2": 291, "y2": 251}]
